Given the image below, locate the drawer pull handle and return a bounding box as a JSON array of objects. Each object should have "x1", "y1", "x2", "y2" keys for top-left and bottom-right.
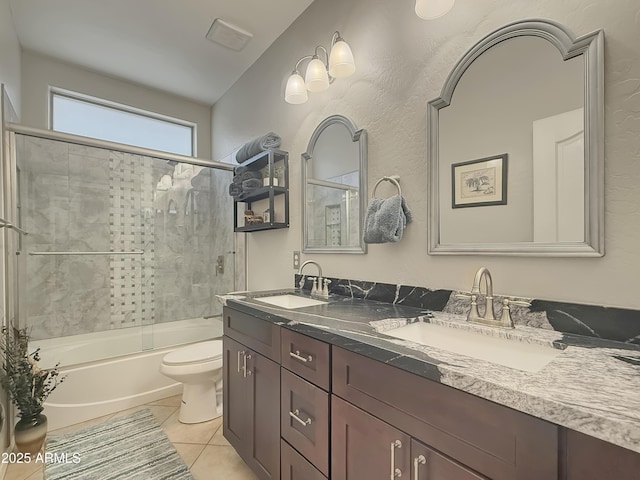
[
  {"x1": 413, "y1": 455, "x2": 426, "y2": 480},
  {"x1": 237, "y1": 350, "x2": 245, "y2": 374},
  {"x1": 390, "y1": 439, "x2": 402, "y2": 479},
  {"x1": 289, "y1": 409, "x2": 312, "y2": 427},
  {"x1": 289, "y1": 350, "x2": 313, "y2": 363},
  {"x1": 243, "y1": 353, "x2": 252, "y2": 378}
]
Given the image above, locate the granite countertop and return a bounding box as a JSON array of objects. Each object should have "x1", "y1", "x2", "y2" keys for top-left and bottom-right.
[{"x1": 219, "y1": 289, "x2": 640, "y2": 454}]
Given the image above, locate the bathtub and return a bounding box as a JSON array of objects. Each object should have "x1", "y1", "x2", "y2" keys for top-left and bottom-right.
[{"x1": 30, "y1": 317, "x2": 223, "y2": 431}]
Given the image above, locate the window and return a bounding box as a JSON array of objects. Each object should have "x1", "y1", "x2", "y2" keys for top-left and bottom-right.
[{"x1": 50, "y1": 89, "x2": 196, "y2": 156}]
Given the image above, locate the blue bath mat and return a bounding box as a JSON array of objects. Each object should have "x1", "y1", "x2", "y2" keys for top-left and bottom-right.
[{"x1": 44, "y1": 408, "x2": 194, "y2": 480}]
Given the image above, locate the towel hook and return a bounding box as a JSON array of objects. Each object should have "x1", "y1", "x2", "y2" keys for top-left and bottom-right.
[{"x1": 372, "y1": 175, "x2": 401, "y2": 198}]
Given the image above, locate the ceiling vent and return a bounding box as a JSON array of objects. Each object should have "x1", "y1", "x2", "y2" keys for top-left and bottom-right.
[{"x1": 206, "y1": 18, "x2": 253, "y2": 51}]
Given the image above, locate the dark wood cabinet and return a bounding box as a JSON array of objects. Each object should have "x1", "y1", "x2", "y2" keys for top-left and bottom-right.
[
  {"x1": 223, "y1": 336, "x2": 252, "y2": 452},
  {"x1": 411, "y1": 439, "x2": 487, "y2": 480},
  {"x1": 332, "y1": 395, "x2": 411, "y2": 480},
  {"x1": 281, "y1": 368, "x2": 330, "y2": 476},
  {"x1": 563, "y1": 429, "x2": 640, "y2": 480},
  {"x1": 281, "y1": 440, "x2": 327, "y2": 480},
  {"x1": 223, "y1": 309, "x2": 281, "y2": 480},
  {"x1": 281, "y1": 328, "x2": 330, "y2": 391},
  {"x1": 223, "y1": 306, "x2": 640, "y2": 480}
]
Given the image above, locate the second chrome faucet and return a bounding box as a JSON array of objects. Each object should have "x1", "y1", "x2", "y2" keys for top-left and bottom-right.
[
  {"x1": 297, "y1": 260, "x2": 331, "y2": 299},
  {"x1": 456, "y1": 267, "x2": 530, "y2": 328}
]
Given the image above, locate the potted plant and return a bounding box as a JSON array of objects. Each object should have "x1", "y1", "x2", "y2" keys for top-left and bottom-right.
[{"x1": 0, "y1": 325, "x2": 65, "y2": 454}]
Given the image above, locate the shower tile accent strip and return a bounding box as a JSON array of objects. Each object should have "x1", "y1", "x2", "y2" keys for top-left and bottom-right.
[
  {"x1": 294, "y1": 275, "x2": 640, "y2": 345},
  {"x1": 109, "y1": 152, "x2": 155, "y2": 329}
]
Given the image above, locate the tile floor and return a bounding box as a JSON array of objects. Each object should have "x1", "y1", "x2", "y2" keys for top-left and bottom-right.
[{"x1": 3, "y1": 395, "x2": 258, "y2": 480}]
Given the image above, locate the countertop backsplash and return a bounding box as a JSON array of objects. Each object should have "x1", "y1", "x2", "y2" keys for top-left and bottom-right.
[{"x1": 294, "y1": 274, "x2": 640, "y2": 346}]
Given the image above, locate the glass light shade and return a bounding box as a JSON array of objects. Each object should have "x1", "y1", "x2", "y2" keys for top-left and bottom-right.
[
  {"x1": 415, "y1": 0, "x2": 455, "y2": 19},
  {"x1": 284, "y1": 73, "x2": 308, "y2": 104},
  {"x1": 329, "y1": 40, "x2": 356, "y2": 78},
  {"x1": 305, "y1": 58, "x2": 330, "y2": 92}
]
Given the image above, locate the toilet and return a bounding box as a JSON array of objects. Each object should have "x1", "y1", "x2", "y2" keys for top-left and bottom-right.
[{"x1": 160, "y1": 340, "x2": 223, "y2": 424}]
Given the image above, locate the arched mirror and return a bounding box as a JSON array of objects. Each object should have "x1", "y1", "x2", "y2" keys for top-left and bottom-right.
[
  {"x1": 302, "y1": 115, "x2": 367, "y2": 253},
  {"x1": 428, "y1": 19, "x2": 604, "y2": 256}
]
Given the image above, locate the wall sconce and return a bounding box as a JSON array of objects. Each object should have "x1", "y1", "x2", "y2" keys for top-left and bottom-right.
[
  {"x1": 284, "y1": 31, "x2": 355, "y2": 104},
  {"x1": 415, "y1": 0, "x2": 455, "y2": 19}
]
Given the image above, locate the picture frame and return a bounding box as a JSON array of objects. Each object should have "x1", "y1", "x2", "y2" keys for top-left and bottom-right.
[{"x1": 451, "y1": 154, "x2": 508, "y2": 208}]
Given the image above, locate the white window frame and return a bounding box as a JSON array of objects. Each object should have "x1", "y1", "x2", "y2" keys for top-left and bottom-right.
[{"x1": 48, "y1": 87, "x2": 198, "y2": 156}]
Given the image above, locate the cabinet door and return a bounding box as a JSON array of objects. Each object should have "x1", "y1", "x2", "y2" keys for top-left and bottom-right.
[
  {"x1": 332, "y1": 395, "x2": 410, "y2": 480},
  {"x1": 411, "y1": 439, "x2": 487, "y2": 480},
  {"x1": 223, "y1": 335, "x2": 281, "y2": 480},
  {"x1": 223, "y1": 335, "x2": 252, "y2": 455},
  {"x1": 248, "y1": 347, "x2": 281, "y2": 480},
  {"x1": 564, "y1": 429, "x2": 640, "y2": 480}
]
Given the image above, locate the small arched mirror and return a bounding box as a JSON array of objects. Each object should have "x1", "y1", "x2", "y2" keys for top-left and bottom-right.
[
  {"x1": 302, "y1": 115, "x2": 367, "y2": 253},
  {"x1": 428, "y1": 19, "x2": 604, "y2": 256}
]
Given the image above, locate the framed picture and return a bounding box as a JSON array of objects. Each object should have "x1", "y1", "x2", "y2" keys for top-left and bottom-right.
[{"x1": 451, "y1": 154, "x2": 508, "y2": 208}]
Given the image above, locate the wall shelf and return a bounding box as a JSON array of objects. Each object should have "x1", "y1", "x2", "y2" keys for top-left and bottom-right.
[{"x1": 233, "y1": 149, "x2": 289, "y2": 232}]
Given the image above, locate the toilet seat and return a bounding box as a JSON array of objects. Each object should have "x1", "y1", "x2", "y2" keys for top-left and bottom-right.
[{"x1": 163, "y1": 340, "x2": 223, "y2": 366}]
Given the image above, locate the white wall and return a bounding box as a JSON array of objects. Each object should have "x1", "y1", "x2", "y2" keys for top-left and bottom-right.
[
  {"x1": 21, "y1": 50, "x2": 213, "y2": 159},
  {"x1": 212, "y1": 0, "x2": 640, "y2": 310},
  {"x1": 0, "y1": 0, "x2": 21, "y2": 116}
]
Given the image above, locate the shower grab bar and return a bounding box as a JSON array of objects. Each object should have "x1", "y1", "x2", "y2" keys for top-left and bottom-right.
[
  {"x1": 0, "y1": 218, "x2": 29, "y2": 236},
  {"x1": 29, "y1": 251, "x2": 144, "y2": 256}
]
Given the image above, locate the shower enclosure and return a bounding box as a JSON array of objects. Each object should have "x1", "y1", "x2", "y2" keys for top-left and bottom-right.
[{"x1": 9, "y1": 128, "x2": 236, "y2": 368}]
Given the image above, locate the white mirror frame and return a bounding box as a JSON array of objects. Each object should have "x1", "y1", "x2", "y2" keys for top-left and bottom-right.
[
  {"x1": 302, "y1": 114, "x2": 368, "y2": 254},
  {"x1": 428, "y1": 19, "x2": 604, "y2": 256}
]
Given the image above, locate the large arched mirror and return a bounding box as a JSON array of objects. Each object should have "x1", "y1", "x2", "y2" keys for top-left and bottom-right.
[
  {"x1": 428, "y1": 19, "x2": 604, "y2": 256},
  {"x1": 302, "y1": 115, "x2": 367, "y2": 253}
]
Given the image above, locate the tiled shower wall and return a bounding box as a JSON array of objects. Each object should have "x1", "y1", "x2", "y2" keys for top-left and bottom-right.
[{"x1": 16, "y1": 135, "x2": 234, "y2": 341}]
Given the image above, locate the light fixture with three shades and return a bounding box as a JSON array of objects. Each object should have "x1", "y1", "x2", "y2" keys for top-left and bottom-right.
[{"x1": 284, "y1": 31, "x2": 355, "y2": 105}]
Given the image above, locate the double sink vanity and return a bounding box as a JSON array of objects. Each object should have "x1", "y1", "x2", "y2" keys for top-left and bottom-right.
[
  {"x1": 220, "y1": 279, "x2": 640, "y2": 480},
  {"x1": 219, "y1": 14, "x2": 638, "y2": 480}
]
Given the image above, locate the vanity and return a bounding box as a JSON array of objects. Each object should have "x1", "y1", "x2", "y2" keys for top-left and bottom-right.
[
  {"x1": 221, "y1": 289, "x2": 640, "y2": 480},
  {"x1": 219, "y1": 16, "x2": 637, "y2": 480}
]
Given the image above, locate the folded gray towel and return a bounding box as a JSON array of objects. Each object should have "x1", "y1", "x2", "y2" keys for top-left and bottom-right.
[
  {"x1": 363, "y1": 195, "x2": 413, "y2": 244},
  {"x1": 242, "y1": 178, "x2": 263, "y2": 190},
  {"x1": 235, "y1": 132, "x2": 282, "y2": 163},
  {"x1": 228, "y1": 183, "x2": 243, "y2": 197},
  {"x1": 233, "y1": 170, "x2": 262, "y2": 184}
]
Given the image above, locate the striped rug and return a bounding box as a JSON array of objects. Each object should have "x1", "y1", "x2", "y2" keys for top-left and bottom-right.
[{"x1": 44, "y1": 409, "x2": 194, "y2": 480}]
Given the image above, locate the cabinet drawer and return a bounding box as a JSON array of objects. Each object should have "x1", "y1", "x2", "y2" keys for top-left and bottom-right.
[
  {"x1": 332, "y1": 347, "x2": 558, "y2": 480},
  {"x1": 223, "y1": 306, "x2": 281, "y2": 362},
  {"x1": 281, "y1": 440, "x2": 327, "y2": 480},
  {"x1": 281, "y1": 368, "x2": 329, "y2": 476},
  {"x1": 412, "y1": 438, "x2": 487, "y2": 480},
  {"x1": 281, "y1": 329, "x2": 330, "y2": 390}
]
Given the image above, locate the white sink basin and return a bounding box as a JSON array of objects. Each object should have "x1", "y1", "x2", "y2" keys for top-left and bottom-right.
[
  {"x1": 255, "y1": 294, "x2": 327, "y2": 309},
  {"x1": 384, "y1": 322, "x2": 564, "y2": 373}
]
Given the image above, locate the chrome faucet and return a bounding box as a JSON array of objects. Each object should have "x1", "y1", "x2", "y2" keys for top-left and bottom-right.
[
  {"x1": 456, "y1": 267, "x2": 531, "y2": 328},
  {"x1": 297, "y1": 260, "x2": 326, "y2": 297},
  {"x1": 456, "y1": 267, "x2": 500, "y2": 327}
]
